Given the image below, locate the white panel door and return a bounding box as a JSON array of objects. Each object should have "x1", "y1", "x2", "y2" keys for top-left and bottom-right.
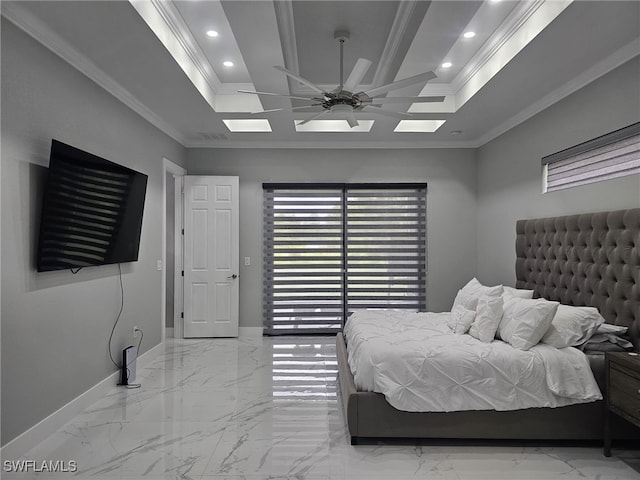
[{"x1": 183, "y1": 176, "x2": 239, "y2": 337}]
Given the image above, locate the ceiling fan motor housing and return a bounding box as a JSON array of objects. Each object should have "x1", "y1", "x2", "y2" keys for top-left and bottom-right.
[{"x1": 320, "y1": 90, "x2": 372, "y2": 111}]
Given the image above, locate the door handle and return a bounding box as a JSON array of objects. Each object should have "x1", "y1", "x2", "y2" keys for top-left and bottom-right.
[{"x1": 227, "y1": 274, "x2": 238, "y2": 279}]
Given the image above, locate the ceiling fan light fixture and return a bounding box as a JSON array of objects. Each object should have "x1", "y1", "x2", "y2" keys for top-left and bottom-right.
[
  {"x1": 330, "y1": 104, "x2": 354, "y2": 115},
  {"x1": 330, "y1": 104, "x2": 358, "y2": 127},
  {"x1": 294, "y1": 120, "x2": 374, "y2": 133}
]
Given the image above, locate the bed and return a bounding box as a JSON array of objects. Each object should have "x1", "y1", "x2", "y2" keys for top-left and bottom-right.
[{"x1": 337, "y1": 208, "x2": 640, "y2": 444}]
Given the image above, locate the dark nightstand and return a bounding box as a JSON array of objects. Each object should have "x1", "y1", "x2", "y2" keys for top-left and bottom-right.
[{"x1": 604, "y1": 352, "x2": 640, "y2": 457}]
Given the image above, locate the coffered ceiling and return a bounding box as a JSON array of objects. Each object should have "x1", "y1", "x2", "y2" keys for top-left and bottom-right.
[{"x1": 2, "y1": 0, "x2": 639, "y2": 148}]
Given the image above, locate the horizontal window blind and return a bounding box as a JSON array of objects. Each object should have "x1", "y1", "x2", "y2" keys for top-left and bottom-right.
[
  {"x1": 543, "y1": 123, "x2": 640, "y2": 192},
  {"x1": 263, "y1": 184, "x2": 427, "y2": 335},
  {"x1": 346, "y1": 187, "x2": 426, "y2": 311},
  {"x1": 263, "y1": 188, "x2": 344, "y2": 334}
]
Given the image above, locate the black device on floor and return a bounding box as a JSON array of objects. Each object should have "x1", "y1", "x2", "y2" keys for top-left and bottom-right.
[{"x1": 119, "y1": 345, "x2": 138, "y2": 386}]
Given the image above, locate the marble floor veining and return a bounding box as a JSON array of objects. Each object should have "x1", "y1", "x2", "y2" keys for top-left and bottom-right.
[{"x1": 3, "y1": 335, "x2": 639, "y2": 480}]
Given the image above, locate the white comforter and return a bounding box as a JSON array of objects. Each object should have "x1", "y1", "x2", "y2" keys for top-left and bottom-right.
[{"x1": 344, "y1": 310, "x2": 602, "y2": 412}]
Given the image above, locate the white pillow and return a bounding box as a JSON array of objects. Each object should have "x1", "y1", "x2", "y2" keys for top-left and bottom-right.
[
  {"x1": 468, "y1": 295, "x2": 504, "y2": 343},
  {"x1": 447, "y1": 305, "x2": 476, "y2": 335},
  {"x1": 452, "y1": 278, "x2": 503, "y2": 311},
  {"x1": 499, "y1": 297, "x2": 559, "y2": 350},
  {"x1": 502, "y1": 286, "x2": 534, "y2": 299},
  {"x1": 540, "y1": 305, "x2": 605, "y2": 348},
  {"x1": 596, "y1": 323, "x2": 627, "y2": 335}
]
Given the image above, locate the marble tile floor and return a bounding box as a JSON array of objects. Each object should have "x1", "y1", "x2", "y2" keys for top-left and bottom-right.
[{"x1": 3, "y1": 336, "x2": 639, "y2": 480}]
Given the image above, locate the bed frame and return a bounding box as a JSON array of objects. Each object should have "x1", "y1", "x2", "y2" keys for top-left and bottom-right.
[{"x1": 337, "y1": 208, "x2": 640, "y2": 444}]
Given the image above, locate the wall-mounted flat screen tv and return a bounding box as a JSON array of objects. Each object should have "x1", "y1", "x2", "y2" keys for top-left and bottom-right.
[{"x1": 36, "y1": 140, "x2": 148, "y2": 272}]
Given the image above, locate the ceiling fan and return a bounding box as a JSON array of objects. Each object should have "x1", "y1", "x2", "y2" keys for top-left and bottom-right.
[{"x1": 239, "y1": 30, "x2": 444, "y2": 128}]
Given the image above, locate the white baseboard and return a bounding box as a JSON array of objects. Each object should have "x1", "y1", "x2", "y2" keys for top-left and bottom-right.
[
  {"x1": 166, "y1": 327, "x2": 174, "y2": 338},
  {"x1": 1, "y1": 342, "x2": 164, "y2": 460},
  {"x1": 239, "y1": 327, "x2": 263, "y2": 337}
]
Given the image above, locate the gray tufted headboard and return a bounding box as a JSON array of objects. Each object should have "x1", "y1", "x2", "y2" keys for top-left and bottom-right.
[{"x1": 515, "y1": 209, "x2": 639, "y2": 345}]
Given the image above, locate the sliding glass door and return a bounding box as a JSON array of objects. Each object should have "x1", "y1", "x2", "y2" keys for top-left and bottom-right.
[
  {"x1": 263, "y1": 186, "x2": 344, "y2": 334},
  {"x1": 263, "y1": 184, "x2": 426, "y2": 335},
  {"x1": 345, "y1": 188, "x2": 426, "y2": 311}
]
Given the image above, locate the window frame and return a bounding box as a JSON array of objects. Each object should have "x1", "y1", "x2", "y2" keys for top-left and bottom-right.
[{"x1": 542, "y1": 122, "x2": 640, "y2": 193}]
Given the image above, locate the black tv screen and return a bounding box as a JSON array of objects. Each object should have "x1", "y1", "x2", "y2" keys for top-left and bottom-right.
[{"x1": 36, "y1": 140, "x2": 148, "y2": 272}]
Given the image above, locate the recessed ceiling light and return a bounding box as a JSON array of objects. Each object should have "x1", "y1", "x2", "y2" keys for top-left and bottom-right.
[
  {"x1": 206, "y1": 30, "x2": 219, "y2": 38},
  {"x1": 441, "y1": 62, "x2": 452, "y2": 69},
  {"x1": 463, "y1": 31, "x2": 476, "y2": 39},
  {"x1": 223, "y1": 61, "x2": 234, "y2": 67}
]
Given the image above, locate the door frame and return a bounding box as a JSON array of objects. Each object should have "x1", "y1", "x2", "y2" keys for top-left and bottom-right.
[{"x1": 162, "y1": 158, "x2": 186, "y2": 341}]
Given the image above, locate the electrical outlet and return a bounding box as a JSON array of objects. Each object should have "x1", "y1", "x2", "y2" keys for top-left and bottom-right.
[
  {"x1": 244, "y1": 256, "x2": 251, "y2": 266},
  {"x1": 133, "y1": 326, "x2": 139, "y2": 338}
]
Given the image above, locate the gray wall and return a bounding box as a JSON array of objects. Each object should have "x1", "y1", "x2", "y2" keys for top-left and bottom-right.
[
  {"x1": 187, "y1": 148, "x2": 478, "y2": 327},
  {"x1": 477, "y1": 57, "x2": 640, "y2": 287},
  {"x1": 1, "y1": 20, "x2": 186, "y2": 445}
]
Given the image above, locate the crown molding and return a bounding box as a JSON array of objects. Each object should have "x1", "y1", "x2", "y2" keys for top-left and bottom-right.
[
  {"x1": 1, "y1": 2, "x2": 186, "y2": 145},
  {"x1": 475, "y1": 40, "x2": 640, "y2": 148},
  {"x1": 451, "y1": 0, "x2": 546, "y2": 94},
  {"x1": 452, "y1": 0, "x2": 572, "y2": 109},
  {"x1": 129, "y1": 0, "x2": 222, "y2": 109},
  {"x1": 371, "y1": 1, "x2": 420, "y2": 87},
  {"x1": 183, "y1": 139, "x2": 479, "y2": 149},
  {"x1": 147, "y1": 0, "x2": 222, "y2": 92},
  {"x1": 273, "y1": 0, "x2": 299, "y2": 95}
]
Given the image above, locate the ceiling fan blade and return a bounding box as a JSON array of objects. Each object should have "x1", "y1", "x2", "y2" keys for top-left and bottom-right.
[
  {"x1": 371, "y1": 96, "x2": 445, "y2": 104},
  {"x1": 238, "y1": 90, "x2": 317, "y2": 101},
  {"x1": 363, "y1": 71, "x2": 437, "y2": 98},
  {"x1": 255, "y1": 105, "x2": 321, "y2": 114},
  {"x1": 362, "y1": 105, "x2": 412, "y2": 120},
  {"x1": 345, "y1": 110, "x2": 359, "y2": 128},
  {"x1": 298, "y1": 110, "x2": 330, "y2": 125},
  {"x1": 274, "y1": 66, "x2": 325, "y2": 94},
  {"x1": 343, "y1": 58, "x2": 372, "y2": 92}
]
